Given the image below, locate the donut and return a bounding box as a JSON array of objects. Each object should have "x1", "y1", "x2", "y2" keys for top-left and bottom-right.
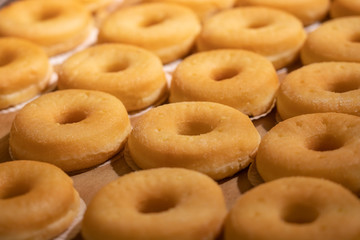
[
  {"x1": 301, "y1": 17, "x2": 360, "y2": 65},
  {"x1": 126, "y1": 102, "x2": 260, "y2": 180},
  {"x1": 142, "y1": 0, "x2": 236, "y2": 21},
  {"x1": 0, "y1": 37, "x2": 52, "y2": 110},
  {"x1": 330, "y1": 0, "x2": 360, "y2": 18},
  {"x1": 276, "y1": 62, "x2": 360, "y2": 120},
  {"x1": 197, "y1": 6, "x2": 307, "y2": 69},
  {"x1": 255, "y1": 112, "x2": 360, "y2": 194},
  {"x1": 9, "y1": 89, "x2": 132, "y2": 172},
  {"x1": 82, "y1": 168, "x2": 227, "y2": 240},
  {"x1": 169, "y1": 49, "x2": 279, "y2": 117},
  {"x1": 76, "y1": 0, "x2": 115, "y2": 12},
  {"x1": 235, "y1": 0, "x2": 330, "y2": 26},
  {"x1": 0, "y1": 0, "x2": 94, "y2": 56},
  {"x1": 0, "y1": 160, "x2": 80, "y2": 240},
  {"x1": 58, "y1": 43, "x2": 168, "y2": 112},
  {"x1": 225, "y1": 177, "x2": 360, "y2": 240},
  {"x1": 98, "y1": 2, "x2": 201, "y2": 64}
]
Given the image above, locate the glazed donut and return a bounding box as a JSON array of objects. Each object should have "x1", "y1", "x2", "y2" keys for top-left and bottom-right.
[
  {"x1": 58, "y1": 44, "x2": 168, "y2": 112},
  {"x1": 9, "y1": 89, "x2": 132, "y2": 172},
  {"x1": 255, "y1": 112, "x2": 360, "y2": 194},
  {"x1": 225, "y1": 177, "x2": 360, "y2": 240},
  {"x1": 0, "y1": 0, "x2": 94, "y2": 56},
  {"x1": 98, "y1": 2, "x2": 201, "y2": 64},
  {"x1": 126, "y1": 101, "x2": 260, "y2": 180},
  {"x1": 276, "y1": 62, "x2": 360, "y2": 120},
  {"x1": 301, "y1": 17, "x2": 360, "y2": 65},
  {"x1": 330, "y1": 0, "x2": 360, "y2": 18},
  {"x1": 0, "y1": 160, "x2": 80, "y2": 240},
  {"x1": 235, "y1": 0, "x2": 330, "y2": 26},
  {"x1": 142, "y1": 0, "x2": 236, "y2": 21},
  {"x1": 82, "y1": 168, "x2": 227, "y2": 240},
  {"x1": 0, "y1": 37, "x2": 52, "y2": 109},
  {"x1": 197, "y1": 7, "x2": 307, "y2": 69},
  {"x1": 169, "y1": 49, "x2": 278, "y2": 117}
]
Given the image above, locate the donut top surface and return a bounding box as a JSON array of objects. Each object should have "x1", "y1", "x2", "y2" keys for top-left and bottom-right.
[
  {"x1": 0, "y1": 0, "x2": 93, "y2": 47},
  {"x1": 0, "y1": 37, "x2": 50, "y2": 95}
]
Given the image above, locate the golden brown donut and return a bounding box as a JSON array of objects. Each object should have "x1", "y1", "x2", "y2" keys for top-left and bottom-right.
[
  {"x1": 142, "y1": 0, "x2": 236, "y2": 21},
  {"x1": 0, "y1": 160, "x2": 80, "y2": 240},
  {"x1": 276, "y1": 62, "x2": 360, "y2": 120},
  {"x1": 169, "y1": 49, "x2": 279, "y2": 117},
  {"x1": 235, "y1": 0, "x2": 330, "y2": 26},
  {"x1": 301, "y1": 17, "x2": 360, "y2": 65},
  {"x1": 225, "y1": 177, "x2": 360, "y2": 240},
  {"x1": 197, "y1": 6, "x2": 307, "y2": 69},
  {"x1": 0, "y1": 37, "x2": 52, "y2": 110},
  {"x1": 82, "y1": 168, "x2": 227, "y2": 240},
  {"x1": 9, "y1": 89, "x2": 131, "y2": 172},
  {"x1": 256, "y1": 112, "x2": 360, "y2": 194},
  {"x1": 58, "y1": 43, "x2": 168, "y2": 112},
  {"x1": 330, "y1": 0, "x2": 360, "y2": 18},
  {"x1": 126, "y1": 102, "x2": 261, "y2": 180},
  {"x1": 76, "y1": 0, "x2": 115, "y2": 12},
  {"x1": 0, "y1": 0, "x2": 94, "y2": 56},
  {"x1": 98, "y1": 2, "x2": 201, "y2": 64}
]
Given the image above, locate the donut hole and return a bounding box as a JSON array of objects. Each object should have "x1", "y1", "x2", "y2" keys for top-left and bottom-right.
[
  {"x1": 306, "y1": 134, "x2": 344, "y2": 152},
  {"x1": 327, "y1": 81, "x2": 359, "y2": 93},
  {"x1": 36, "y1": 8, "x2": 61, "y2": 21},
  {"x1": 282, "y1": 203, "x2": 319, "y2": 224},
  {"x1": 177, "y1": 121, "x2": 214, "y2": 136},
  {"x1": 1, "y1": 183, "x2": 30, "y2": 199},
  {"x1": 141, "y1": 15, "x2": 166, "y2": 28},
  {"x1": 139, "y1": 196, "x2": 177, "y2": 214},
  {"x1": 247, "y1": 19, "x2": 270, "y2": 29},
  {"x1": 0, "y1": 51, "x2": 15, "y2": 67},
  {"x1": 211, "y1": 67, "x2": 240, "y2": 81},
  {"x1": 56, "y1": 110, "x2": 88, "y2": 124},
  {"x1": 105, "y1": 61, "x2": 129, "y2": 73}
]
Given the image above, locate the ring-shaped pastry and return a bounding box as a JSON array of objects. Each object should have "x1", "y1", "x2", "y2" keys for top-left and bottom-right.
[
  {"x1": 330, "y1": 0, "x2": 360, "y2": 18},
  {"x1": 98, "y1": 2, "x2": 201, "y2": 64},
  {"x1": 82, "y1": 168, "x2": 227, "y2": 240},
  {"x1": 169, "y1": 49, "x2": 279, "y2": 117},
  {"x1": 0, "y1": 160, "x2": 80, "y2": 240},
  {"x1": 301, "y1": 17, "x2": 360, "y2": 65},
  {"x1": 235, "y1": 0, "x2": 330, "y2": 26},
  {"x1": 0, "y1": 37, "x2": 52, "y2": 109},
  {"x1": 126, "y1": 101, "x2": 261, "y2": 180},
  {"x1": 58, "y1": 43, "x2": 168, "y2": 112},
  {"x1": 197, "y1": 6, "x2": 307, "y2": 69},
  {"x1": 276, "y1": 62, "x2": 360, "y2": 120},
  {"x1": 225, "y1": 177, "x2": 360, "y2": 240},
  {"x1": 256, "y1": 112, "x2": 360, "y2": 194},
  {"x1": 0, "y1": 0, "x2": 94, "y2": 56},
  {"x1": 9, "y1": 89, "x2": 132, "y2": 172}
]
